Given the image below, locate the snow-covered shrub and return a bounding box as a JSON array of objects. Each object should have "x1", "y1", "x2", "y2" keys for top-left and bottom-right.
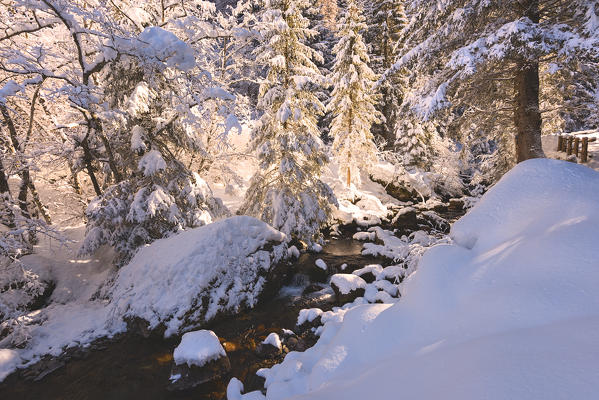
[
  {"x1": 0, "y1": 262, "x2": 49, "y2": 322},
  {"x1": 81, "y1": 169, "x2": 228, "y2": 266},
  {"x1": 109, "y1": 216, "x2": 287, "y2": 336}
]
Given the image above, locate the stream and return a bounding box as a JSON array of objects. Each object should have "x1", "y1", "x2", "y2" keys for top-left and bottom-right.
[{"x1": 0, "y1": 207, "x2": 465, "y2": 400}]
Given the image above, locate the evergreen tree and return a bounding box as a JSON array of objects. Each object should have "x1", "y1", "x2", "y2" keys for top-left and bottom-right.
[
  {"x1": 363, "y1": 0, "x2": 408, "y2": 146},
  {"x1": 239, "y1": 0, "x2": 336, "y2": 245},
  {"x1": 328, "y1": 0, "x2": 381, "y2": 187},
  {"x1": 395, "y1": 115, "x2": 433, "y2": 170},
  {"x1": 392, "y1": 0, "x2": 599, "y2": 173}
]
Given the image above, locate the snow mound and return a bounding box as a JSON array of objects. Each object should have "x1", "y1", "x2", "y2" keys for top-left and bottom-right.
[
  {"x1": 257, "y1": 159, "x2": 599, "y2": 400},
  {"x1": 173, "y1": 330, "x2": 225, "y2": 368},
  {"x1": 263, "y1": 333, "x2": 282, "y2": 350},
  {"x1": 330, "y1": 274, "x2": 367, "y2": 295},
  {"x1": 110, "y1": 216, "x2": 287, "y2": 336}
]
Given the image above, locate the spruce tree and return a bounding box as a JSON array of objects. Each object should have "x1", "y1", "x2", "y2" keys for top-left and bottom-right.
[
  {"x1": 363, "y1": 0, "x2": 408, "y2": 146},
  {"x1": 395, "y1": 115, "x2": 433, "y2": 170},
  {"x1": 239, "y1": 0, "x2": 336, "y2": 245},
  {"x1": 328, "y1": 0, "x2": 381, "y2": 187}
]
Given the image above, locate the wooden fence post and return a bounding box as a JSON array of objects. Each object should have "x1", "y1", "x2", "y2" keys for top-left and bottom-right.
[
  {"x1": 581, "y1": 137, "x2": 589, "y2": 163},
  {"x1": 566, "y1": 136, "x2": 573, "y2": 155},
  {"x1": 574, "y1": 137, "x2": 580, "y2": 157},
  {"x1": 557, "y1": 136, "x2": 563, "y2": 151}
]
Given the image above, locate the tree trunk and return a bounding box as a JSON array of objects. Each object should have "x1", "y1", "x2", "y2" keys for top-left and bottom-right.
[
  {"x1": 346, "y1": 166, "x2": 351, "y2": 187},
  {"x1": 28, "y1": 180, "x2": 52, "y2": 224},
  {"x1": 513, "y1": 0, "x2": 545, "y2": 163},
  {"x1": 0, "y1": 155, "x2": 10, "y2": 195},
  {"x1": 80, "y1": 136, "x2": 102, "y2": 196}
]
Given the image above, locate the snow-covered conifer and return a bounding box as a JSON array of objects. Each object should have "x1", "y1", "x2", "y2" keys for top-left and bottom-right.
[
  {"x1": 239, "y1": 0, "x2": 337, "y2": 245},
  {"x1": 328, "y1": 0, "x2": 381, "y2": 187},
  {"x1": 363, "y1": 0, "x2": 408, "y2": 146},
  {"x1": 395, "y1": 116, "x2": 433, "y2": 170}
]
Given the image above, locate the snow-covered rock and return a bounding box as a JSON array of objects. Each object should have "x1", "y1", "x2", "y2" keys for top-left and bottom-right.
[
  {"x1": 257, "y1": 159, "x2": 599, "y2": 400},
  {"x1": 314, "y1": 259, "x2": 327, "y2": 270},
  {"x1": 110, "y1": 216, "x2": 287, "y2": 336},
  {"x1": 330, "y1": 274, "x2": 367, "y2": 304},
  {"x1": 351, "y1": 264, "x2": 383, "y2": 283},
  {"x1": 256, "y1": 332, "x2": 283, "y2": 358},
  {"x1": 173, "y1": 330, "x2": 225, "y2": 368},
  {"x1": 169, "y1": 330, "x2": 230, "y2": 390}
]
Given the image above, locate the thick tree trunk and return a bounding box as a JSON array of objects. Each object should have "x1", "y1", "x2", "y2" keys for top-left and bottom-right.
[
  {"x1": 513, "y1": 60, "x2": 545, "y2": 163},
  {"x1": 513, "y1": 0, "x2": 545, "y2": 163}
]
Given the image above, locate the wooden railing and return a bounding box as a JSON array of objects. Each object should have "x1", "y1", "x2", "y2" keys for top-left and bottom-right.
[{"x1": 556, "y1": 135, "x2": 596, "y2": 163}]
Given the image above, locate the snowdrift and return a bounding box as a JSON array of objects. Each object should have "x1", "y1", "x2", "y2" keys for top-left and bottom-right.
[
  {"x1": 256, "y1": 159, "x2": 599, "y2": 400},
  {"x1": 110, "y1": 216, "x2": 287, "y2": 336}
]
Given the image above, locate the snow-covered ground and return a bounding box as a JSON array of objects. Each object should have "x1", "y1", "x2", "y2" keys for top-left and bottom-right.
[{"x1": 233, "y1": 159, "x2": 599, "y2": 399}]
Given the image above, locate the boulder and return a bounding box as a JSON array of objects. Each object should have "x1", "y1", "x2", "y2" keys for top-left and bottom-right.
[
  {"x1": 168, "y1": 355, "x2": 231, "y2": 391},
  {"x1": 330, "y1": 274, "x2": 367, "y2": 304},
  {"x1": 168, "y1": 330, "x2": 231, "y2": 391},
  {"x1": 392, "y1": 207, "x2": 419, "y2": 231},
  {"x1": 352, "y1": 264, "x2": 383, "y2": 284}
]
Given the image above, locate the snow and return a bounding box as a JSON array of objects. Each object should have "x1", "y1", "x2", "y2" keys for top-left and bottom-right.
[
  {"x1": 330, "y1": 274, "x2": 366, "y2": 295},
  {"x1": 137, "y1": 150, "x2": 167, "y2": 176},
  {"x1": 0, "y1": 349, "x2": 20, "y2": 381},
  {"x1": 361, "y1": 227, "x2": 445, "y2": 273},
  {"x1": 314, "y1": 259, "x2": 327, "y2": 270},
  {"x1": 173, "y1": 330, "x2": 226, "y2": 368},
  {"x1": 138, "y1": 26, "x2": 196, "y2": 71},
  {"x1": 351, "y1": 231, "x2": 375, "y2": 241},
  {"x1": 110, "y1": 216, "x2": 287, "y2": 336},
  {"x1": 130, "y1": 125, "x2": 147, "y2": 152},
  {"x1": 255, "y1": 159, "x2": 599, "y2": 400},
  {"x1": 0, "y1": 80, "x2": 22, "y2": 103},
  {"x1": 297, "y1": 308, "x2": 323, "y2": 326},
  {"x1": 351, "y1": 264, "x2": 383, "y2": 279},
  {"x1": 287, "y1": 245, "x2": 300, "y2": 258},
  {"x1": 263, "y1": 333, "x2": 282, "y2": 350},
  {"x1": 0, "y1": 221, "x2": 123, "y2": 382}
]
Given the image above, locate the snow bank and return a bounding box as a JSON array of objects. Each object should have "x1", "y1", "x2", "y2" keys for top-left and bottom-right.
[
  {"x1": 255, "y1": 159, "x2": 599, "y2": 400},
  {"x1": 110, "y1": 216, "x2": 287, "y2": 336},
  {"x1": 173, "y1": 330, "x2": 225, "y2": 367}
]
